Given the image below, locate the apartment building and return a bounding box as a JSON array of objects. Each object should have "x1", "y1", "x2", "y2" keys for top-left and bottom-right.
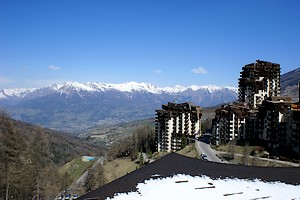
[
  {"x1": 155, "y1": 102, "x2": 202, "y2": 152},
  {"x1": 245, "y1": 109, "x2": 259, "y2": 140},
  {"x1": 212, "y1": 60, "x2": 300, "y2": 155},
  {"x1": 213, "y1": 60, "x2": 281, "y2": 145},
  {"x1": 257, "y1": 96, "x2": 292, "y2": 149},
  {"x1": 212, "y1": 102, "x2": 249, "y2": 145},
  {"x1": 211, "y1": 108, "x2": 228, "y2": 145},
  {"x1": 288, "y1": 83, "x2": 300, "y2": 153},
  {"x1": 238, "y1": 60, "x2": 280, "y2": 109}
]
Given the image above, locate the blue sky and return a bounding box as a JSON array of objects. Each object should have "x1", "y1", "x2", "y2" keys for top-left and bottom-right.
[{"x1": 0, "y1": 0, "x2": 299, "y2": 89}]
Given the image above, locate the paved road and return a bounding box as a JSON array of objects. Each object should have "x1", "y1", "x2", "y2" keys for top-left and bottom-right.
[
  {"x1": 195, "y1": 139, "x2": 223, "y2": 163},
  {"x1": 68, "y1": 156, "x2": 106, "y2": 193}
]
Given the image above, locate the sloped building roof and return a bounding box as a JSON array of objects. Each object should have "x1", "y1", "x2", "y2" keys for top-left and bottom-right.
[{"x1": 79, "y1": 153, "x2": 300, "y2": 200}]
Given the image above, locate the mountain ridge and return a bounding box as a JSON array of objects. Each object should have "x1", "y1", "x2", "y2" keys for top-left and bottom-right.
[
  {"x1": 0, "y1": 81, "x2": 238, "y2": 99},
  {"x1": 281, "y1": 67, "x2": 300, "y2": 100},
  {"x1": 1, "y1": 64, "x2": 298, "y2": 134},
  {"x1": 0, "y1": 82, "x2": 238, "y2": 133}
]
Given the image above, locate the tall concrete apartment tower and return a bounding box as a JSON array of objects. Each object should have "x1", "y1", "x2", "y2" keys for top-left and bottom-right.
[
  {"x1": 238, "y1": 60, "x2": 281, "y2": 109},
  {"x1": 289, "y1": 82, "x2": 300, "y2": 153},
  {"x1": 155, "y1": 102, "x2": 202, "y2": 152}
]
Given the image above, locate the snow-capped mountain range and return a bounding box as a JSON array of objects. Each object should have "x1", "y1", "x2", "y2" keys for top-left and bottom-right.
[
  {"x1": 0, "y1": 81, "x2": 238, "y2": 133},
  {"x1": 0, "y1": 81, "x2": 237, "y2": 99}
]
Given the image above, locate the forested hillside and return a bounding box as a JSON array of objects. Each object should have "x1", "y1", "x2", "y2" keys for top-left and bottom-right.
[{"x1": 0, "y1": 114, "x2": 104, "y2": 200}]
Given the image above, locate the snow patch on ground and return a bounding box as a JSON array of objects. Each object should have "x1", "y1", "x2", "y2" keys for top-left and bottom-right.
[{"x1": 107, "y1": 174, "x2": 300, "y2": 200}]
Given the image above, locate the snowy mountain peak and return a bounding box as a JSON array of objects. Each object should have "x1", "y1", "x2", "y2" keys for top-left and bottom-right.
[
  {"x1": 53, "y1": 81, "x2": 162, "y2": 94},
  {"x1": 0, "y1": 81, "x2": 237, "y2": 99},
  {"x1": 160, "y1": 84, "x2": 237, "y2": 93},
  {"x1": 161, "y1": 85, "x2": 187, "y2": 93},
  {"x1": 0, "y1": 81, "x2": 238, "y2": 132},
  {"x1": 0, "y1": 88, "x2": 36, "y2": 99},
  {"x1": 58, "y1": 82, "x2": 96, "y2": 92},
  {"x1": 109, "y1": 81, "x2": 161, "y2": 93}
]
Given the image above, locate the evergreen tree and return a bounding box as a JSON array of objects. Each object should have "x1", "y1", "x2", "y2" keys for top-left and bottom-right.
[{"x1": 181, "y1": 135, "x2": 188, "y2": 149}]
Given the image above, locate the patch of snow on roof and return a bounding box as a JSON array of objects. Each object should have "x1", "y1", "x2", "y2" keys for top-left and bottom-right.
[{"x1": 107, "y1": 174, "x2": 300, "y2": 200}]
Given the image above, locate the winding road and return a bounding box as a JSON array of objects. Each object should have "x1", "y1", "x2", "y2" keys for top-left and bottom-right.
[
  {"x1": 195, "y1": 136, "x2": 223, "y2": 163},
  {"x1": 68, "y1": 156, "x2": 106, "y2": 193}
]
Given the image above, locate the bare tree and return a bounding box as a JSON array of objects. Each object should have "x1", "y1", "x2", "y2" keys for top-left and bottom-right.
[
  {"x1": 28, "y1": 127, "x2": 51, "y2": 199},
  {"x1": 85, "y1": 164, "x2": 106, "y2": 192},
  {"x1": 241, "y1": 141, "x2": 251, "y2": 165},
  {"x1": 107, "y1": 125, "x2": 155, "y2": 160},
  {"x1": 0, "y1": 116, "x2": 26, "y2": 200},
  {"x1": 226, "y1": 140, "x2": 236, "y2": 160}
]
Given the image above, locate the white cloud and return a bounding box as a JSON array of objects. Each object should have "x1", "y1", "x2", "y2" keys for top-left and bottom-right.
[
  {"x1": 48, "y1": 65, "x2": 61, "y2": 70},
  {"x1": 0, "y1": 76, "x2": 12, "y2": 83},
  {"x1": 154, "y1": 69, "x2": 162, "y2": 74},
  {"x1": 191, "y1": 67, "x2": 207, "y2": 74}
]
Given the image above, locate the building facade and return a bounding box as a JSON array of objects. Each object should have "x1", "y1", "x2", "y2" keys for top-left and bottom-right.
[
  {"x1": 257, "y1": 96, "x2": 292, "y2": 149},
  {"x1": 212, "y1": 60, "x2": 300, "y2": 155},
  {"x1": 155, "y1": 102, "x2": 202, "y2": 152},
  {"x1": 288, "y1": 83, "x2": 300, "y2": 153},
  {"x1": 212, "y1": 102, "x2": 249, "y2": 145},
  {"x1": 238, "y1": 60, "x2": 280, "y2": 109}
]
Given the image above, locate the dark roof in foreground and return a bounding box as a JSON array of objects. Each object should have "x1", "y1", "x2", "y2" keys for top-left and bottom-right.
[{"x1": 79, "y1": 153, "x2": 300, "y2": 200}]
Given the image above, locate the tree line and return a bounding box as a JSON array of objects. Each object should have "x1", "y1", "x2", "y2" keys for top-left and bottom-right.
[
  {"x1": 83, "y1": 125, "x2": 156, "y2": 193},
  {"x1": 0, "y1": 114, "x2": 62, "y2": 199},
  {"x1": 0, "y1": 114, "x2": 103, "y2": 200},
  {"x1": 0, "y1": 113, "x2": 155, "y2": 198},
  {"x1": 107, "y1": 125, "x2": 156, "y2": 161}
]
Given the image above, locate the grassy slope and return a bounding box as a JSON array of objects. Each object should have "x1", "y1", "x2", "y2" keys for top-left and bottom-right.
[
  {"x1": 102, "y1": 144, "x2": 198, "y2": 184},
  {"x1": 176, "y1": 144, "x2": 199, "y2": 159},
  {"x1": 59, "y1": 157, "x2": 95, "y2": 182},
  {"x1": 103, "y1": 158, "x2": 138, "y2": 183}
]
